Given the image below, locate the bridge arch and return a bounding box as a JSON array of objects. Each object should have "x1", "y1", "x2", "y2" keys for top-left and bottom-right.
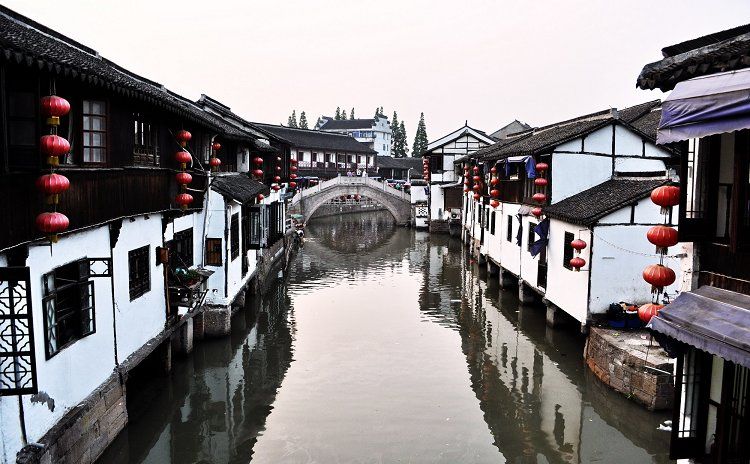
[{"x1": 290, "y1": 177, "x2": 411, "y2": 225}]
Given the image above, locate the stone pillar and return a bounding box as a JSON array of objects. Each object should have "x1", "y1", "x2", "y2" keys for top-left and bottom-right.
[
  {"x1": 518, "y1": 279, "x2": 536, "y2": 305},
  {"x1": 499, "y1": 269, "x2": 515, "y2": 289},
  {"x1": 545, "y1": 302, "x2": 564, "y2": 328},
  {"x1": 203, "y1": 306, "x2": 231, "y2": 338},
  {"x1": 173, "y1": 317, "x2": 194, "y2": 356},
  {"x1": 161, "y1": 341, "x2": 172, "y2": 375},
  {"x1": 193, "y1": 310, "x2": 205, "y2": 341}
]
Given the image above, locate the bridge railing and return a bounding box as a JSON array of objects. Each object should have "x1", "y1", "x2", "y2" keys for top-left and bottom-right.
[{"x1": 290, "y1": 176, "x2": 410, "y2": 204}]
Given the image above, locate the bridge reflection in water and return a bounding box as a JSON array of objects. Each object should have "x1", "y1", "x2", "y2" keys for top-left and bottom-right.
[{"x1": 98, "y1": 211, "x2": 670, "y2": 463}]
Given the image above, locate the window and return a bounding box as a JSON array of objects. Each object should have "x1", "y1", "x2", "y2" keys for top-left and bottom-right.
[
  {"x1": 82, "y1": 100, "x2": 107, "y2": 163},
  {"x1": 205, "y1": 238, "x2": 223, "y2": 266},
  {"x1": 268, "y1": 202, "x2": 284, "y2": 244},
  {"x1": 357, "y1": 155, "x2": 363, "y2": 164},
  {"x1": 42, "y1": 260, "x2": 95, "y2": 358},
  {"x1": 348, "y1": 155, "x2": 355, "y2": 163},
  {"x1": 133, "y1": 112, "x2": 159, "y2": 166},
  {"x1": 485, "y1": 207, "x2": 490, "y2": 230},
  {"x1": 685, "y1": 138, "x2": 707, "y2": 220},
  {"x1": 230, "y1": 213, "x2": 240, "y2": 260},
  {"x1": 6, "y1": 78, "x2": 38, "y2": 168},
  {"x1": 128, "y1": 246, "x2": 150, "y2": 300},
  {"x1": 528, "y1": 222, "x2": 537, "y2": 251},
  {"x1": 670, "y1": 348, "x2": 712, "y2": 459},
  {"x1": 312, "y1": 152, "x2": 318, "y2": 162},
  {"x1": 326, "y1": 153, "x2": 333, "y2": 163},
  {"x1": 246, "y1": 206, "x2": 264, "y2": 249},
  {"x1": 506, "y1": 216, "x2": 513, "y2": 242},
  {"x1": 490, "y1": 211, "x2": 496, "y2": 235},
  {"x1": 563, "y1": 232, "x2": 574, "y2": 270},
  {"x1": 170, "y1": 229, "x2": 193, "y2": 267}
]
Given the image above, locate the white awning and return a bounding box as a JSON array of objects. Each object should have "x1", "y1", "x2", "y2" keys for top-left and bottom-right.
[{"x1": 657, "y1": 68, "x2": 750, "y2": 144}]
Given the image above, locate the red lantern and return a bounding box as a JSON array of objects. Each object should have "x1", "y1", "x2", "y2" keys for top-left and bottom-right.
[
  {"x1": 532, "y1": 192, "x2": 547, "y2": 203},
  {"x1": 175, "y1": 150, "x2": 192, "y2": 166},
  {"x1": 473, "y1": 166, "x2": 479, "y2": 173},
  {"x1": 637, "y1": 303, "x2": 663, "y2": 324},
  {"x1": 273, "y1": 175, "x2": 281, "y2": 182},
  {"x1": 651, "y1": 185, "x2": 680, "y2": 214},
  {"x1": 490, "y1": 189, "x2": 500, "y2": 198},
  {"x1": 647, "y1": 225, "x2": 678, "y2": 253},
  {"x1": 289, "y1": 181, "x2": 297, "y2": 188},
  {"x1": 36, "y1": 173, "x2": 70, "y2": 195},
  {"x1": 210, "y1": 157, "x2": 222, "y2": 167},
  {"x1": 291, "y1": 165, "x2": 298, "y2": 172},
  {"x1": 275, "y1": 166, "x2": 282, "y2": 172},
  {"x1": 40, "y1": 134, "x2": 70, "y2": 158},
  {"x1": 253, "y1": 156, "x2": 264, "y2": 165},
  {"x1": 36, "y1": 212, "x2": 69, "y2": 235},
  {"x1": 531, "y1": 207, "x2": 543, "y2": 218},
  {"x1": 464, "y1": 180, "x2": 470, "y2": 186},
  {"x1": 472, "y1": 175, "x2": 481, "y2": 182},
  {"x1": 472, "y1": 184, "x2": 481, "y2": 192},
  {"x1": 473, "y1": 193, "x2": 480, "y2": 201},
  {"x1": 569, "y1": 257, "x2": 586, "y2": 271},
  {"x1": 535, "y1": 162, "x2": 549, "y2": 172},
  {"x1": 534, "y1": 178, "x2": 548, "y2": 186},
  {"x1": 212, "y1": 142, "x2": 222, "y2": 151},
  {"x1": 176, "y1": 130, "x2": 192, "y2": 147},
  {"x1": 490, "y1": 166, "x2": 497, "y2": 174},
  {"x1": 257, "y1": 194, "x2": 265, "y2": 201},
  {"x1": 272, "y1": 184, "x2": 280, "y2": 192},
  {"x1": 252, "y1": 169, "x2": 264, "y2": 178},
  {"x1": 40, "y1": 95, "x2": 70, "y2": 126},
  {"x1": 464, "y1": 187, "x2": 469, "y2": 193},
  {"x1": 490, "y1": 178, "x2": 499, "y2": 186},
  {"x1": 643, "y1": 264, "x2": 676, "y2": 291},
  {"x1": 490, "y1": 200, "x2": 500, "y2": 208},
  {"x1": 175, "y1": 172, "x2": 192, "y2": 185},
  {"x1": 175, "y1": 193, "x2": 194, "y2": 209},
  {"x1": 571, "y1": 239, "x2": 587, "y2": 251},
  {"x1": 290, "y1": 174, "x2": 298, "y2": 180},
  {"x1": 290, "y1": 158, "x2": 298, "y2": 165}
]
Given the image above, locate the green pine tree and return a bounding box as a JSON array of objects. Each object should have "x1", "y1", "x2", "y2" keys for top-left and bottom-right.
[
  {"x1": 299, "y1": 111, "x2": 308, "y2": 129},
  {"x1": 335, "y1": 107, "x2": 341, "y2": 120},
  {"x1": 374, "y1": 107, "x2": 380, "y2": 118},
  {"x1": 399, "y1": 121, "x2": 409, "y2": 157},
  {"x1": 390, "y1": 112, "x2": 400, "y2": 154},
  {"x1": 342, "y1": 109, "x2": 347, "y2": 120},
  {"x1": 287, "y1": 110, "x2": 298, "y2": 128},
  {"x1": 350, "y1": 108, "x2": 355, "y2": 119},
  {"x1": 379, "y1": 106, "x2": 385, "y2": 117},
  {"x1": 412, "y1": 112, "x2": 428, "y2": 157}
]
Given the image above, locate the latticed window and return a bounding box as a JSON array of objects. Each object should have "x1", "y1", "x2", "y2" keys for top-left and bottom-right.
[
  {"x1": 128, "y1": 246, "x2": 151, "y2": 300},
  {"x1": 562, "y1": 232, "x2": 575, "y2": 270},
  {"x1": 170, "y1": 229, "x2": 193, "y2": 267},
  {"x1": 42, "y1": 260, "x2": 95, "y2": 359},
  {"x1": 0, "y1": 267, "x2": 37, "y2": 395},
  {"x1": 231, "y1": 213, "x2": 240, "y2": 260},
  {"x1": 82, "y1": 100, "x2": 106, "y2": 164},
  {"x1": 205, "y1": 238, "x2": 223, "y2": 266},
  {"x1": 133, "y1": 112, "x2": 159, "y2": 166}
]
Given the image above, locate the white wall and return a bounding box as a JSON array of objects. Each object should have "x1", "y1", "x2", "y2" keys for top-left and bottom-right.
[
  {"x1": 112, "y1": 215, "x2": 167, "y2": 360},
  {"x1": 544, "y1": 220, "x2": 591, "y2": 323},
  {"x1": 551, "y1": 153, "x2": 612, "y2": 202}
]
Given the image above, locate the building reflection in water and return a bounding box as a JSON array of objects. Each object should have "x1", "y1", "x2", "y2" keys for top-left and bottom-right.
[{"x1": 420, "y1": 233, "x2": 672, "y2": 464}]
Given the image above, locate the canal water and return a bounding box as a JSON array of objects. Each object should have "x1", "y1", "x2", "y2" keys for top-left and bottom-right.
[{"x1": 99, "y1": 211, "x2": 672, "y2": 464}]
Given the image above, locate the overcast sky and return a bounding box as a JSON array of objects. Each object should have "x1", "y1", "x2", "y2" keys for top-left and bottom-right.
[{"x1": 5, "y1": 0, "x2": 750, "y2": 145}]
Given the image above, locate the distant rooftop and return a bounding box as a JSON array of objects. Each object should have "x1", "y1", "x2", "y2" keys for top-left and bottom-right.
[{"x1": 254, "y1": 124, "x2": 377, "y2": 154}]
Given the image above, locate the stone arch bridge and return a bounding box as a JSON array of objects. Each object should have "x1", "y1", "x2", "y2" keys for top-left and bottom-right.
[{"x1": 289, "y1": 176, "x2": 411, "y2": 225}]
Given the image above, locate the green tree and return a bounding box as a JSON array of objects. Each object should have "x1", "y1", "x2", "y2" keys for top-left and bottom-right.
[
  {"x1": 342, "y1": 109, "x2": 347, "y2": 120},
  {"x1": 390, "y1": 112, "x2": 400, "y2": 154},
  {"x1": 399, "y1": 121, "x2": 409, "y2": 157},
  {"x1": 412, "y1": 112, "x2": 429, "y2": 157},
  {"x1": 335, "y1": 107, "x2": 341, "y2": 120},
  {"x1": 350, "y1": 108, "x2": 355, "y2": 119},
  {"x1": 287, "y1": 110, "x2": 298, "y2": 128},
  {"x1": 379, "y1": 106, "x2": 385, "y2": 117},
  {"x1": 298, "y1": 111, "x2": 308, "y2": 129},
  {"x1": 374, "y1": 107, "x2": 380, "y2": 118}
]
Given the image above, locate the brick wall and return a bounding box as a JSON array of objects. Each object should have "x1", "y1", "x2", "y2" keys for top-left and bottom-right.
[
  {"x1": 17, "y1": 374, "x2": 127, "y2": 464},
  {"x1": 584, "y1": 327, "x2": 674, "y2": 411}
]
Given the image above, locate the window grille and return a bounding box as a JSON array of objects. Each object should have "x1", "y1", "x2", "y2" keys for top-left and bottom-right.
[
  {"x1": 82, "y1": 100, "x2": 107, "y2": 164},
  {"x1": 563, "y1": 232, "x2": 574, "y2": 270},
  {"x1": 0, "y1": 267, "x2": 37, "y2": 395},
  {"x1": 133, "y1": 112, "x2": 159, "y2": 166},
  {"x1": 205, "y1": 238, "x2": 223, "y2": 266},
  {"x1": 128, "y1": 246, "x2": 150, "y2": 300},
  {"x1": 171, "y1": 229, "x2": 193, "y2": 267},
  {"x1": 231, "y1": 213, "x2": 240, "y2": 260}
]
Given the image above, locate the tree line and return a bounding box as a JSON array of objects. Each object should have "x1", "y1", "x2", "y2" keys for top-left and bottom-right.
[{"x1": 285, "y1": 107, "x2": 428, "y2": 158}]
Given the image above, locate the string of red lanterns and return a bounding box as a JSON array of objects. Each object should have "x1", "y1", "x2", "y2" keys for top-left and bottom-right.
[
  {"x1": 638, "y1": 184, "x2": 680, "y2": 323},
  {"x1": 531, "y1": 162, "x2": 549, "y2": 219},
  {"x1": 472, "y1": 165, "x2": 481, "y2": 201},
  {"x1": 210, "y1": 141, "x2": 222, "y2": 172},
  {"x1": 271, "y1": 156, "x2": 281, "y2": 192},
  {"x1": 490, "y1": 165, "x2": 500, "y2": 208},
  {"x1": 36, "y1": 91, "x2": 71, "y2": 243},
  {"x1": 174, "y1": 130, "x2": 194, "y2": 211},
  {"x1": 289, "y1": 155, "x2": 298, "y2": 189},
  {"x1": 252, "y1": 154, "x2": 264, "y2": 181},
  {"x1": 423, "y1": 157, "x2": 430, "y2": 181},
  {"x1": 569, "y1": 237, "x2": 587, "y2": 272}
]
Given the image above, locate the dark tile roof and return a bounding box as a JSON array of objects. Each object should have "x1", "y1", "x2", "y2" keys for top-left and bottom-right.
[
  {"x1": 318, "y1": 118, "x2": 379, "y2": 130},
  {"x1": 543, "y1": 178, "x2": 669, "y2": 226},
  {"x1": 490, "y1": 120, "x2": 532, "y2": 140},
  {"x1": 0, "y1": 6, "x2": 255, "y2": 142},
  {"x1": 376, "y1": 155, "x2": 423, "y2": 170},
  {"x1": 211, "y1": 174, "x2": 269, "y2": 203},
  {"x1": 637, "y1": 24, "x2": 750, "y2": 91},
  {"x1": 254, "y1": 124, "x2": 377, "y2": 154},
  {"x1": 473, "y1": 101, "x2": 662, "y2": 162}
]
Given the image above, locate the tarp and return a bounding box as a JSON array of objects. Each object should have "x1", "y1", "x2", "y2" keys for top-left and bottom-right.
[
  {"x1": 530, "y1": 219, "x2": 549, "y2": 257},
  {"x1": 498, "y1": 155, "x2": 536, "y2": 179},
  {"x1": 657, "y1": 68, "x2": 750, "y2": 144},
  {"x1": 648, "y1": 285, "x2": 750, "y2": 368}
]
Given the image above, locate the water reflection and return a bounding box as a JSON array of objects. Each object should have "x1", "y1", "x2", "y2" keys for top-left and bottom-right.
[{"x1": 99, "y1": 211, "x2": 671, "y2": 463}]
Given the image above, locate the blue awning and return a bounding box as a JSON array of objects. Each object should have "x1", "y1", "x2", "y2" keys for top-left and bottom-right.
[
  {"x1": 648, "y1": 286, "x2": 750, "y2": 368},
  {"x1": 657, "y1": 68, "x2": 750, "y2": 144},
  {"x1": 497, "y1": 155, "x2": 536, "y2": 178}
]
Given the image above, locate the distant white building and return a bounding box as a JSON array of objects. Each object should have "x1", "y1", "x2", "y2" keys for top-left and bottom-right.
[{"x1": 315, "y1": 115, "x2": 392, "y2": 157}]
